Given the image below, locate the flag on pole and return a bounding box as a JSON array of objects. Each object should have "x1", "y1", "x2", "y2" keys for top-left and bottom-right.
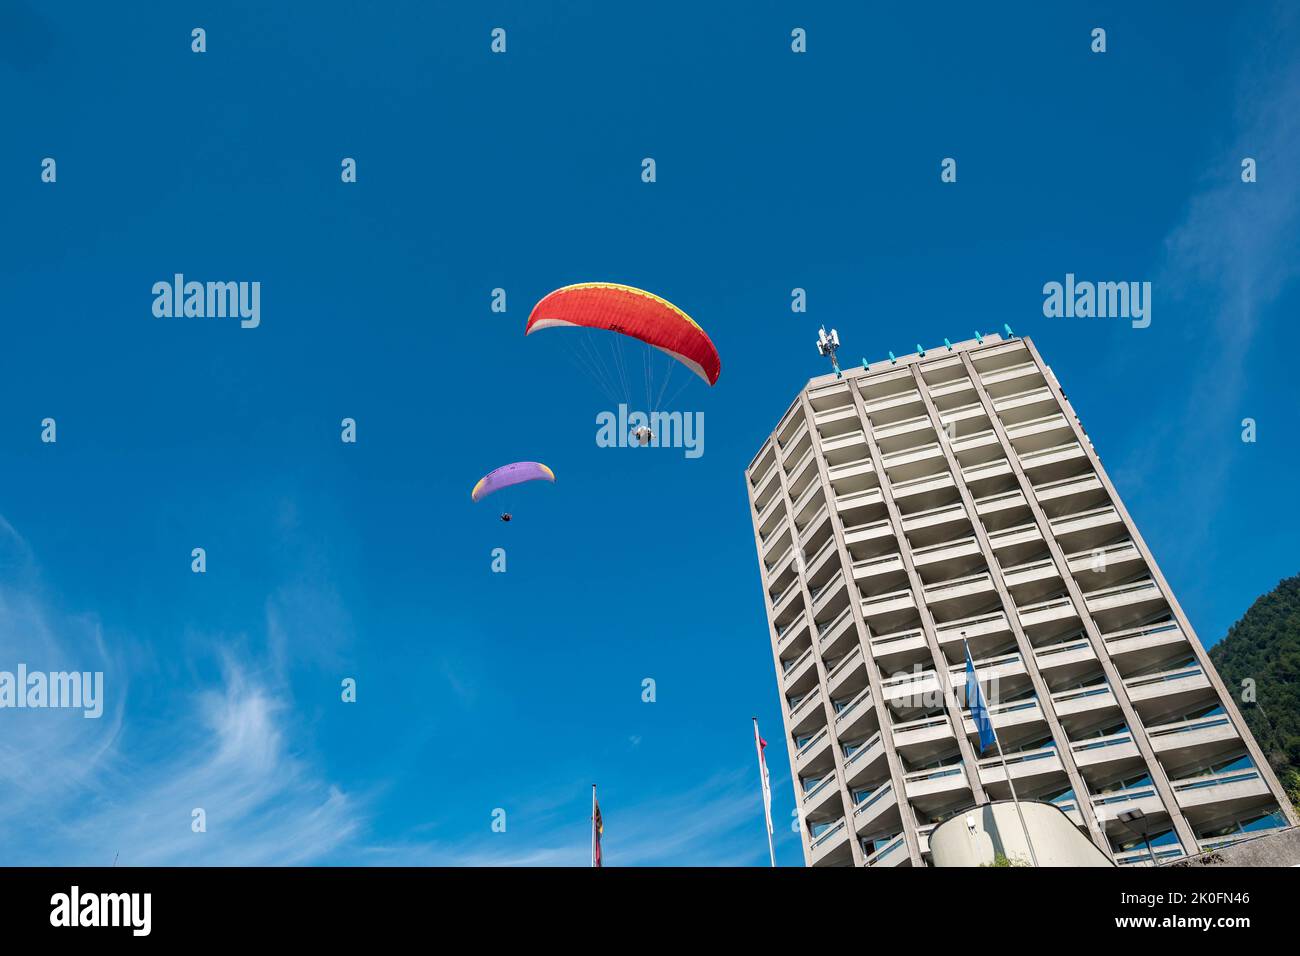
[
  {"x1": 592, "y1": 789, "x2": 604, "y2": 868},
  {"x1": 753, "y1": 721, "x2": 774, "y2": 837},
  {"x1": 965, "y1": 642, "x2": 996, "y2": 754},
  {"x1": 753, "y1": 717, "x2": 777, "y2": 866}
]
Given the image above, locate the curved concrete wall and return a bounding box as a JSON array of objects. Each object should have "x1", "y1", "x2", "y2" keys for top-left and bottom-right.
[{"x1": 930, "y1": 800, "x2": 1113, "y2": 867}]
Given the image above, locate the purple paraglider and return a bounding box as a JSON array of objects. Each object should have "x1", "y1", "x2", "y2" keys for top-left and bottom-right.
[{"x1": 471, "y1": 462, "x2": 556, "y2": 503}]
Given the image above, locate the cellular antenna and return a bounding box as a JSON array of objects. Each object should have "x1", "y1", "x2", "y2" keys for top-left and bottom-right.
[{"x1": 816, "y1": 326, "x2": 842, "y2": 378}]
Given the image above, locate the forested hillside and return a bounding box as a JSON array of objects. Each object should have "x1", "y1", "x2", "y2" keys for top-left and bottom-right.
[{"x1": 1208, "y1": 575, "x2": 1300, "y2": 809}]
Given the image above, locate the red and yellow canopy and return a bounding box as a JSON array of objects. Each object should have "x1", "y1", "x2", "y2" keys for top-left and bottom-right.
[{"x1": 525, "y1": 282, "x2": 721, "y2": 386}]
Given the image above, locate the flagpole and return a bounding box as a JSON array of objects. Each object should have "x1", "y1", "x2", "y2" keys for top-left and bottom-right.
[
  {"x1": 964, "y1": 636, "x2": 1040, "y2": 867},
  {"x1": 591, "y1": 784, "x2": 596, "y2": 868},
  {"x1": 753, "y1": 717, "x2": 776, "y2": 867}
]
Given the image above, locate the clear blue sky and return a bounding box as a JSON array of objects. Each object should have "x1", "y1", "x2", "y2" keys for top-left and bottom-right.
[{"x1": 1, "y1": 2, "x2": 1297, "y2": 865}]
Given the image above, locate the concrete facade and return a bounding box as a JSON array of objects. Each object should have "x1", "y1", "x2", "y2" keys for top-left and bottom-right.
[{"x1": 745, "y1": 334, "x2": 1298, "y2": 867}]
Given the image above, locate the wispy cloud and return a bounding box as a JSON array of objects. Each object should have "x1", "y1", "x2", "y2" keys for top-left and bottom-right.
[
  {"x1": 0, "y1": 514, "x2": 366, "y2": 866},
  {"x1": 1114, "y1": 5, "x2": 1300, "y2": 551}
]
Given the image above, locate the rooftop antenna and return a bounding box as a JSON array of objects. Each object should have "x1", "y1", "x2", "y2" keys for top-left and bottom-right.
[{"x1": 816, "y1": 326, "x2": 842, "y2": 378}]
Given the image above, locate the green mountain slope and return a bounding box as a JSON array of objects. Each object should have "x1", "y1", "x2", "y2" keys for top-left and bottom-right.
[{"x1": 1207, "y1": 574, "x2": 1300, "y2": 809}]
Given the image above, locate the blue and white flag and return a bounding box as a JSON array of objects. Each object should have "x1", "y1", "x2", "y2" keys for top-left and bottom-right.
[{"x1": 965, "y1": 644, "x2": 996, "y2": 754}]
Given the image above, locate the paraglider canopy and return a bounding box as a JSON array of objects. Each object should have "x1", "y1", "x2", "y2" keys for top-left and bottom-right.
[
  {"x1": 471, "y1": 461, "x2": 556, "y2": 502},
  {"x1": 526, "y1": 282, "x2": 721, "y2": 386}
]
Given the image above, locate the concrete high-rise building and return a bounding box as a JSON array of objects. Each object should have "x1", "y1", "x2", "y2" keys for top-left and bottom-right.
[{"x1": 745, "y1": 333, "x2": 1297, "y2": 867}]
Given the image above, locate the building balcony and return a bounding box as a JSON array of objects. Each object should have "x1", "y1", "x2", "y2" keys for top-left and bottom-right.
[
  {"x1": 1090, "y1": 783, "x2": 1166, "y2": 833},
  {"x1": 892, "y1": 713, "x2": 957, "y2": 762},
  {"x1": 760, "y1": 515, "x2": 792, "y2": 559},
  {"x1": 980, "y1": 360, "x2": 1045, "y2": 397},
  {"x1": 880, "y1": 668, "x2": 942, "y2": 718},
  {"x1": 747, "y1": 440, "x2": 778, "y2": 490},
  {"x1": 1033, "y1": 634, "x2": 1097, "y2": 679},
  {"x1": 781, "y1": 646, "x2": 818, "y2": 695},
  {"x1": 861, "y1": 833, "x2": 908, "y2": 867},
  {"x1": 794, "y1": 727, "x2": 833, "y2": 776},
  {"x1": 1017, "y1": 594, "x2": 1079, "y2": 631},
  {"x1": 1070, "y1": 729, "x2": 1143, "y2": 774},
  {"x1": 810, "y1": 571, "x2": 847, "y2": 617},
  {"x1": 934, "y1": 609, "x2": 1013, "y2": 648},
  {"x1": 1170, "y1": 768, "x2": 1272, "y2": 815},
  {"x1": 1199, "y1": 826, "x2": 1289, "y2": 854},
  {"x1": 993, "y1": 385, "x2": 1059, "y2": 425},
  {"x1": 1017, "y1": 441, "x2": 1089, "y2": 484},
  {"x1": 1005, "y1": 412, "x2": 1074, "y2": 455},
  {"x1": 911, "y1": 534, "x2": 982, "y2": 575},
  {"x1": 868, "y1": 626, "x2": 929, "y2": 670},
  {"x1": 1102, "y1": 620, "x2": 1189, "y2": 672},
  {"x1": 1031, "y1": 472, "x2": 1107, "y2": 517},
  {"x1": 1066, "y1": 539, "x2": 1144, "y2": 585},
  {"x1": 961, "y1": 457, "x2": 1015, "y2": 491},
  {"x1": 826, "y1": 457, "x2": 874, "y2": 489},
  {"x1": 1123, "y1": 664, "x2": 1211, "y2": 712},
  {"x1": 770, "y1": 578, "x2": 803, "y2": 618},
  {"x1": 797, "y1": 503, "x2": 831, "y2": 546},
  {"x1": 860, "y1": 587, "x2": 918, "y2": 631},
  {"x1": 816, "y1": 605, "x2": 856, "y2": 656},
  {"x1": 978, "y1": 745, "x2": 1066, "y2": 794},
  {"x1": 1115, "y1": 845, "x2": 1185, "y2": 866},
  {"x1": 843, "y1": 517, "x2": 894, "y2": 549},
  {"x1": 780, "y1": 419, "x2": 810, "y2": 460},
  {"x1": 861, "y1": 385, "x2": 922, "y2": 418},
  {"x1": 821, "y1": 429, "x2": 868, "y2": 465},
  {"x1": 789, "y1": 687, "x2": 827, "y2": 736},
  {"x1": 764, "y1": 534, "x2": 799, "y2": 582},
  {"x1": 790, "y1": 473, "x2": 825, "y2": 517},
  {"x1": 775, "y1": 612, "x2": 811, "y2": 655},
  {"x1": 939, "y1": 400, "x2": 989, "y2": 434},
  {"x1": 1049, "y1": 505, "x2": 1124, "y2": 552},
  {"x1": 752, "y1": 471, "x2": 783, "y2": 519},
  {"x1": 809, "y1": 818, "x2": 852, "y2": 866},
  {"x1": 903, "y1": 765, "x2": 972, "y2": 811},
  {"x1": 928, "y1": 375, "x2": 975, "y2": 404},
  {"x1": 826, "y1": 645, "x2": 868, "y2": 699},
  {"x1": 924, "y1": 570, "x2": 997, "y2": 618},
  {"x1": 974, "y1": 488, "x2": 1030, "y2": 529},
  {"x1": 852, "y1": 783, "x2": 901, "y2": 835},
  {"x1": 986, "y1": 521, "x2": 1045, "y2": 566},
  {"x1": 835, "y1": 486, "x2": 884, "y2": 518},
  {"x1": 1051, "y1": 682, "x2": 1118, "y2": 719},
  {"x1": 902, "y1": 501, "x2": 970, "y2": 541},
  {"x1": 890, "y1": 470, "x2": 957, "y2": 513},
  {"x1": 842, "y1": 731, "x2": 887, "y2": 787},
  {"x1": 881, "y1": 441, "x2": 948, "y2": 482},
  {"x1": 834, "y1": 686, "x2": 878, "y2": 739},
  {"x1": 801, "y1": 770, "x2": 842, "y2": 819},
  {"x1": 1084, "y1": 579, "x2": 1167, "y2": 632},
  {"x1": 948, "y1": 650, "x2": 1028, "y2": 691},
  {"x1": 872, "y1": 413, "x2": 935, "y2": 450},
  {"x1": 813, "y1": 403, "x2": 860, "y2": 433},
  {"x1": 962, "y1": 697, "x2": 1047, "y2": 738},
  {"x1": 801, "y1": 536, "x2": 838, "y2": 582},
  {"x1": 852, "y1": 552, "x2": 907, "y2": 588},
  {"x1": 949, "y1": 429, "x2": 1004, "y2": 470},
  {"x1": 1148, "y1": 714, "x2": 1242, "y2": 766}
]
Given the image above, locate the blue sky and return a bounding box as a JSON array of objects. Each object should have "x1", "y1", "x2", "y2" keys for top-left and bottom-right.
[{"x1": 1, "y1": 2, "x2": 1297, "y2": 866}]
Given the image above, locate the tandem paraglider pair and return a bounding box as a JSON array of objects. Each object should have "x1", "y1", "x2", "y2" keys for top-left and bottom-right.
[{"x1": 472, "y1": 281, "x2": 721, "y2": 521}]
